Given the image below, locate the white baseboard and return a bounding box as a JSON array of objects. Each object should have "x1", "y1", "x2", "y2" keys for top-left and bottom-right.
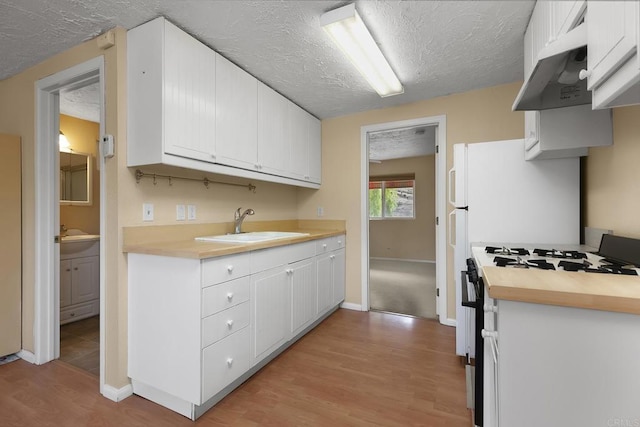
[
  {"x1": 441, "y1": 318, "x2": 457, "y2": 327},
  {"x1": 17, "y1": 349, "x2": 36, "y2": 364},
  {"x1": 340, "y1": 302, "x2": 363, "y2": 311},
  {"x1": 102, "y1": 383, "x2": 133, "y2": 402},
  {"x1": 370, "y1": 257, "x2": 435, "y2": 264}
]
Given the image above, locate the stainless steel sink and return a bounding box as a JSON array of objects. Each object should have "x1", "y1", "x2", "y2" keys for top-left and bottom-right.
[{"x1": 195, "y1": 231, "x2": 309, "y2": 244}]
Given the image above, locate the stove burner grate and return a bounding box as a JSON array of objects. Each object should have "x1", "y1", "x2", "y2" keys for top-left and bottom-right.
[
  {"x1": 486, "y1": 246, "x2": 530, "y2": 256},
  {"x1": 558, "y1": 260, "x2": 638, "y2": 275},
  {"x1": 493, "y1": 256, "x2": 555, "y2": 270},
  {"x1": 533, "y1": 249, "x2": 587, "y2": 259}
]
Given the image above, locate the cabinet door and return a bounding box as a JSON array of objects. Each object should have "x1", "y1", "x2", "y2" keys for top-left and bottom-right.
[
  {"x1": 163, "y1": 20, "x2": 217, "y2": 162},
  {"x1": 586, "y1": 1, "x2": 639, "y2": 90},
  {"x1": 332, "y1": 249, "x2": 346, "y2": 306},
  {"x1": 316, "y1": 254, "x2": 333, "y2": 315},
  {"x1": 290, "y1": 259, "x2": 317, "y2": 336},
  {"x1": 551, "y1": 1, "x2": 585, "y2": 38},
  {"x1": 251, "y1": 267, "x2": 290, "y2": 365},
  {"x1": 307, "y1": 116, "x2": 322, "y2": 184},
  {"x1": 288, "y1": 103, "x2": 310, "y2": 181},
  {"x1": 215, "y1": 55, "x2": 258, "y2": 169},
  {"x1": 60, "y1": 259, "x2": 73, "y2": 308},
  {"x1": 71, "y1": 256, "x2": 99, "y2": 304},
  {"x1": 257, "y1": 82, "x2": 290, "y2": 176}
]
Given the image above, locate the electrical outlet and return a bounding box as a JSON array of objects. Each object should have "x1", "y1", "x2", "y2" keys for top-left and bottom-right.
[
  {"x1": 142, "y1": 203, "x2": 154, "y2": 221},
  {"x1": 187, "y1": 204, "x2": 196, "y2": 220},
  {"x1": 317, "y1": 206, "x2": 324, "y2": 217},
  {"x1": 176, "y1": 204, "x2": 186, "y2": 221}
]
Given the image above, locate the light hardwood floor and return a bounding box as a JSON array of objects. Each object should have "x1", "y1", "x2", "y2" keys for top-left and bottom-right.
[{"x1": 0, "y1": 310, "x2": 470, "y2": 426}]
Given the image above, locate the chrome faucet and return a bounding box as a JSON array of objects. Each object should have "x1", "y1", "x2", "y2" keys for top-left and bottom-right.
[{"x1": 233, "y1": 208, "x2": 254, "y2": 234}]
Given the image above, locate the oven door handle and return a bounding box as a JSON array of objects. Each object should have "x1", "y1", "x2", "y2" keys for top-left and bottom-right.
[{"x1": 461, "y1": 271, "x2": 478, "y2": 308}]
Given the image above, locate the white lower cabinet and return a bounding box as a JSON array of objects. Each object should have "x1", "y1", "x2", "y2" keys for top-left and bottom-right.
[
  {"x1": 486, "y1": 298, "x2": 640, "y2": 427},
  {"x1": 128, "y1": 234, "x2": 345, "y2": 420},
  {"x1": 60, "y1": 244, "x2": 100, "y2": 324},
  {"x1": 251, "y1": 266, "x2": 290, "y2": 365}
]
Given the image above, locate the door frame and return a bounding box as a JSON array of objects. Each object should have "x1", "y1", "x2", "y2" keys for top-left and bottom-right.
[
  {"x1": 34, "y1": 57, "x2": 106, "y2": 392},
  {"x1": 360, "y1": 115, "x2": 450, "y2": 324}
]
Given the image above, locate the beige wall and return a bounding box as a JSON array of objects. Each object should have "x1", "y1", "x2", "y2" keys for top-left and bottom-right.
[
  {"x1": 0, "y1": 29, "x2": 127, "y2": 387},
  {"x1": 299, "y1": 82, "x2": 524, "y2": 318},
  {"x1": 585, "y1": 105, "x2": 640, "y2": 238},
  {"x1": 60, "y1": 114, "x2": 100, "y2": 235},
  {"x1": 369, "y1": 155, "x2": 436, "y2": 261}
]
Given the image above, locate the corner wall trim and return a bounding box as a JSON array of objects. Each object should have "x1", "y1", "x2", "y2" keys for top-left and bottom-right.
[
  {"x1": 102, "y1": 383, "x2": 134, "y2": 402},
  {"x1": 340, "y1": 302, "x2": 363, "y2": 311},
  {"x1": 17, "y1": 350, "x2": 36, "y2": 364}
]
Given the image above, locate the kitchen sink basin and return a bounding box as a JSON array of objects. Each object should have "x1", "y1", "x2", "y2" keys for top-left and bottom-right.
[
  {"x1": 195, "y1": 231, "x2": 309, "y2": 244},
  {"x1": 60, "y1": 234, "x2": 100, "y2": 255}
]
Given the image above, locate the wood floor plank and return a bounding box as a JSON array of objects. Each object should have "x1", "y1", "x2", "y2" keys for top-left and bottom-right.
[{"x1": 0, "y1": 310, "x2": 470, "y2": 426}]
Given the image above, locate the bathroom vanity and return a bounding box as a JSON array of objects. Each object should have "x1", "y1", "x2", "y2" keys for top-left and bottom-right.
[{"x1": 60, "y1": 235, "x2": 100, "y2": 324}]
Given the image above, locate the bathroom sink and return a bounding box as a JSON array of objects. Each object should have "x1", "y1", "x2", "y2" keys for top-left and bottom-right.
[
  {"x1": 60, "y1": 234, "x2": 100, "y2": 254},
  {"x1": 195, "y1": 231, "x2": 309, "y2": 244}
]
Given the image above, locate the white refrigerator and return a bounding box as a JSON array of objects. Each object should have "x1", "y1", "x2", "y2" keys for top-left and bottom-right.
[{"x1": 451, "y1": 139, "x2": 580, "y2": 359}]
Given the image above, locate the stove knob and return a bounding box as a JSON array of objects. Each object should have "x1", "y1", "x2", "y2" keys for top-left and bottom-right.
[{"x1": 483, "y1": 304, "x2": 498, "y2": 313}]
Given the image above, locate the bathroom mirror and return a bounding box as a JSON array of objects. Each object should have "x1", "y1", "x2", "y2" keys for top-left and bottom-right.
[{"x1": 59, "y1": 150, "x2": 92, "y2": 205}]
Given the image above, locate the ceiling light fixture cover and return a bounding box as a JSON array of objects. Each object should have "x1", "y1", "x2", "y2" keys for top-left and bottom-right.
[{"x1": 321, "y1": 3, "x2": 403, "y2": 97}]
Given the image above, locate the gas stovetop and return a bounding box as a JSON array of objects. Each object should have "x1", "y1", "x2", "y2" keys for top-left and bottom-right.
[{"x1": 473, "y1": 246, "x2": 640, "y2": 276}]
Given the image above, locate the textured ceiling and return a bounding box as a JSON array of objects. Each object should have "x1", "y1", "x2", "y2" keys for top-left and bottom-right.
[
  {"x1": 369, "y1": 126, "x2": 436, "y2": 161},
  {"x1": 1, "y1": 0, "x2": 534, "y2": 121}
]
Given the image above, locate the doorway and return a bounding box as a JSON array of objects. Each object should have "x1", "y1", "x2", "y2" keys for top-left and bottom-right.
[
  {"x1": 34, "y1": 57, "x2": 106, "y2": 391},
  {"x1": 360, "y1": 116, "x2": 449, "y2": 324}
]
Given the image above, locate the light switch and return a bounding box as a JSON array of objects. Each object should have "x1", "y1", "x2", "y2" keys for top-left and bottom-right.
[
  {"x1": 187, "y1": 205, "x2": 196, "y2": 220},
  {"x1": 176, "y1": 204, "x2": 186, "y2": 221},
  {"x1": 143, "y1": 203, "x2": 154, "y2": 221}
]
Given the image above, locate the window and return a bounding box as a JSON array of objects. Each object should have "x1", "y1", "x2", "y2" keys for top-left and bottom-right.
[{"x1": 369, "y1": 175, "x2": 415, "y2": 219}]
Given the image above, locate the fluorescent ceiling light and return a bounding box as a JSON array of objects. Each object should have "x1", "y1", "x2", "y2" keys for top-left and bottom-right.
[{"x1": 321, "y1": 3, "x2": 403, "y2": 97}]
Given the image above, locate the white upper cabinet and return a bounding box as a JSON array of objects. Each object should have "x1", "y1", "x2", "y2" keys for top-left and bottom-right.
[
  {"x1": 127, "y1": 17, "x2": 321, "y2": 188},
  {"x1": 257, "y1": 82, "x2": 290, "y2": 177},
  {"x1": 215, "y1": 55, "x2": 258, "y2": 169},
  {"x1": 289, "y1": 103, "x2": 322, "y2": 184},
  {"x1": 128, "y1": 17, "x2": 216, "y2": 165},
  {"x1": 585, "y1": 1, "x2": 640, "y2": 109}
]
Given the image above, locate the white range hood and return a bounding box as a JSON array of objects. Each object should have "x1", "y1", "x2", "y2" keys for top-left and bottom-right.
[{"x1": 513, "y1": 23, "x2": 590, "y2": 111}]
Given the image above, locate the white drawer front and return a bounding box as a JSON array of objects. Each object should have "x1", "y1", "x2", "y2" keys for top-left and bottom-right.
[
  {"x1": 315, "y1": 235, "x2": 345, "y2": 254},
  {"x1": 60, "y1": 300, "x2": 99, "y2": 324},
  {"x1": 202, "y1": 253, "x2": 251, "y2": 286},
  {"x1": 202, "y1": 301, "x2": 250, "y2": 348},
  {"x1": 202, "y1": 326, "x2": 250, "y2": 401},
  {"x1": 202, "y1": 276, "x2": 250, "y2": 317}
]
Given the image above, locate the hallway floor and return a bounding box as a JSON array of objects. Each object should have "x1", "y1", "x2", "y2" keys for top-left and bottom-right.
[{"x1": 59, "y1": 315, "x2": 99, "y2": 376}]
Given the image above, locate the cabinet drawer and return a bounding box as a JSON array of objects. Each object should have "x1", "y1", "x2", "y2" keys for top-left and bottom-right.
[
  {"x1": 202, "y1": 326, "x2": 250, "y2": 401},
  {"x1": 202, "y1": 276, "x2": 250, "y2": 317},
  {"x1": 60, "y1": 300, "x2": 99, "y2": 324},
  {"x1": 315, "y1": 235, "x2": 345, "y2": 254},
  {"x1": 202, "y1": 253, "x2": 251, "y2": 286},
  {"x1": 202, "y1": 301, "x2": 250, "y2": 348}
]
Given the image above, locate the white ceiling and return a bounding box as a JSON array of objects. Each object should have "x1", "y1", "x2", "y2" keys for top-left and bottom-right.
[{"x1": 2, "y1": 0, "x2": 534, "y2": 121}]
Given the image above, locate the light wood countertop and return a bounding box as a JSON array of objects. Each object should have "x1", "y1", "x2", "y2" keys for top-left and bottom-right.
[
  {"x1": 123, "y1": 220, "x2": 345, "y2": 259},
  {"x1": 483, "y1": 266, "x2": 640, "y2": 315}
]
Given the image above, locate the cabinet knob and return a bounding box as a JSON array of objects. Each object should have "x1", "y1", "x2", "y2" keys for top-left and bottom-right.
[
  {"x1": 338, "y1": 240, "x2": 342, "y2": 245},
  {"x1": 330, "y1": 255, "x2": 335, "y2": 260},
  {"x1": 226, "y1": 292, "x2": 234, "y2": 301},
  {"x1": 66, "y1": 268, "x2": 71, "y2": 272},
  {"x1": 286, "y1": 268, "x2": 293, "y2": 275},
  {"x1": 227, "y1": 265, "x2": 234, "y2": 273},
  {"x1": 70, "y1": 312, "x2": 75, "y2": 317},
  {"x1": 322, "y1": 244, "x2": 327, "y2": 249},
  {"x1": 579, "y1": 69, "x2": 591, "y2": 80},
  {"x1": 211, "y1": 153, "x2": 217, "y2": 160},
  {"x1": 74, "y1": 267, "x2": 78, "y2": 271},
  {"x1": 226, "y1": 320, "x2": 234, "y2": 328},
  {"x1": 226, "y1": 358, "x2": 233, "y2": 367}
]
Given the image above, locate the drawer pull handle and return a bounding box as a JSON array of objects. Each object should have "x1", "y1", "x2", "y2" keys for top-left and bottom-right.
[
  {"x1": 226, "y1": 358, "x2": 233, "y2": 367},
  {"x1": 227, "y1": 265, "x2": 234, "y2": 273},
  {"x1": 226, "y1": 320, "x2": 234, "y2": 328},
  {"x1": 226, "y1": 292, "x2": 234, "y2": 301}
]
